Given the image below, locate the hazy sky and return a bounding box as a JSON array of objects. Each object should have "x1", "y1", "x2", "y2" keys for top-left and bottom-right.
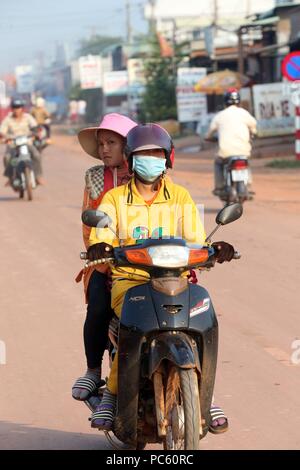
[{"x1": 0, "y1": 0, "x2": 148, "y2": 74}]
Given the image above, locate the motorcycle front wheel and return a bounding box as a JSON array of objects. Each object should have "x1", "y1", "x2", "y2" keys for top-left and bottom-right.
[{"x1": 163, "y1": 366, "x2": 200, "y2": 450}]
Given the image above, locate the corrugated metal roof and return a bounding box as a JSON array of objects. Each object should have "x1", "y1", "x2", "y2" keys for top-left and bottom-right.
[
  {"x1": 251, "y1": 15, "x2": 280, "y2": 26},
  {"x1": 259, "y1": 2, "x2": 300, "y2": 19}
]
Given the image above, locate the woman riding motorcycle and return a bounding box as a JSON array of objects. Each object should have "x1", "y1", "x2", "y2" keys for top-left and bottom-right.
[
  {"x1": 72, "y1": 113, "x2": 137, "y2": 401},
  {"x1": 86, "y1": 124, "x2": 234, "y2": 432}
]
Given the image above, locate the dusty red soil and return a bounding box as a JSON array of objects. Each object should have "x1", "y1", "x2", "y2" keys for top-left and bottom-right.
[{"x1": 0, "y1": 132, "x2": 299, "y2": 449}]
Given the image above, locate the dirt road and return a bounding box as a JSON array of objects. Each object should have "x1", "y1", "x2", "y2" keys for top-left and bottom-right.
[{"x1": 0, "y1": 134, "x2": 299, "y2": 450}]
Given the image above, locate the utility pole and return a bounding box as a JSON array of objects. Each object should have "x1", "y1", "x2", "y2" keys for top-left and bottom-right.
[
  {"x1": 125, "y1": 1, "x2": 133, "y2": 117},
  {"x1": 171, "y1": 18, "x2": 177, "y2": 79},
  {"x1": 211, "y1": 0, "x2": 218, "y2": 71},
  {"x1": 246, "y1": 0, "x2": 251, "y2": 17},
  {"x1": 213, "y1": 0, "x2": 218, "y2": 26},
  {"x1": 238, "y1": 27, "x2": 245, "y2": 75},
  {"x1": 149, "y1": 0, "x2": 156, "y2": 34},
  {"x1": 126, "y1": 0, "x2": 133, "y2": 45}
]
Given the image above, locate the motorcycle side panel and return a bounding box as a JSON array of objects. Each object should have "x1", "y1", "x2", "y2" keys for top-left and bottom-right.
[
  {"x1": 115, "y1": 283, "x2": 158, "y2": 445},
  {"x1": 189, "y1": 284, "x2": 219, "y2": 434},
  {"x1": 120, "y1": 282, "x2": 160, "y2": 332},
  {"x1": 114, "y1": 324, "x2": 145, "y2": 445}
]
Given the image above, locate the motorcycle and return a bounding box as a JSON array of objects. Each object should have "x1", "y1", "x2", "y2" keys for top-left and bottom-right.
[
  {"x1": 81, "y1": 203, "x2": 243, "y2": 450},
  {"x1": 5, "y1": 135, "x2": 37, "y2": 201},
  {"x1": 32, "y1": 124, "x2": 50, "y2": 153},
  {"x1": 220, "y1": 156, "x2": 252, "y2": 205},
  {"x1": 205, "y1": 136, "x2": 253, "y2": 205}
]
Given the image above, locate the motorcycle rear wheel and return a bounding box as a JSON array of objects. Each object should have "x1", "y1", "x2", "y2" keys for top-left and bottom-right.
[
  {"x1": 163, "y1": 366, "x2": 200, "y2": 450},
  {"x1": 24, "y1": 167, "x2": 33, "y2": 201},
  {"x1": 227, "y1": 185, "x2": 238, "y2": 204},
  {"x1": 236, "y1": 181, "x2": 248, "y2": 203}
]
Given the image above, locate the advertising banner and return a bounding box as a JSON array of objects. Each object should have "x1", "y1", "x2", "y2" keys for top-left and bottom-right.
[
  {"x1": 253, "y1": 82, "x2": 294, "y2": 137},
  {"x1": 103, "y1": 71, "x2": 128, "y2": 96},
  {"x1": 15, "y1": 65, "x2": 34, "y2": 94},
  {"x1": 79, "y1": 55, "x2": 103, "y2": 90},
  {"x1": 176, "y1": 68, "x2": 207, "y2": 123}
]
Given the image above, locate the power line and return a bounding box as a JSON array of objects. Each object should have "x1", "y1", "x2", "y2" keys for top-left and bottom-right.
[
  {"x1": 0, "y1": 4, "x2": 145, "y2": 32},
  {"x1": 0, "y1": 1, "x2": 145, "y2": 19}
]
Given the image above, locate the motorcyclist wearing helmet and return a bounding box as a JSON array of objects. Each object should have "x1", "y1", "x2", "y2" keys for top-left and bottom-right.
[
  {"x1": 206, "y1": 88, "x2": 257, "y2": 196},
  {"x1": 72, "y1": 113, "x2": 137, "y2": 401},
  {"x1": 86, "y1": 123, "x2": 234, "y2": 432},
  {"x1": 31, "y1": 97, "x2": 52, "y2": 142},
  {"x1": 0, "y1": 98, "x2": 44, "y2": 185}
]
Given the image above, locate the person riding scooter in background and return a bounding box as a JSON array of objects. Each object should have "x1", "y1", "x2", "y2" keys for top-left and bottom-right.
[
  {"x1": 205, "y1": 89, "x2": 257, "y2": 196},
  {"x1": 72, "y1": 113, "x2": 137, "y2": 402},
  {"x1": 31, "y1": 97, "x2": 52, "y2": 142},
  {"x1": 0, "y1": 98, "x2": 45, "y2": 185},
  {"x1": 86, "y1": 123, "x2": 234, "y2": 433}
]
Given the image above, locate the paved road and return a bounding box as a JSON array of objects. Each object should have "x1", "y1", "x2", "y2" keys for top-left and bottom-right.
[{"x1": 0, "y1": 134, "x2": 299, "y2": 450}]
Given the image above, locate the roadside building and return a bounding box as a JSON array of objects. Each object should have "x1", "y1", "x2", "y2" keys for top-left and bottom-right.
[{"x1": 238, "y1": 2, "x2": 300, "y2": 83}]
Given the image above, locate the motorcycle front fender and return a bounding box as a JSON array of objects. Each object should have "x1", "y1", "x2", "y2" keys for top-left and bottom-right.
[{"x1": 148, "y1": 331, "x2": 201, "y2": 378}]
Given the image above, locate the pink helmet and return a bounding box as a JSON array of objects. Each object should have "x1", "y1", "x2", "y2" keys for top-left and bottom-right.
[{"x1": 78, "y1": 113, "x2": 137, "y2": 159}]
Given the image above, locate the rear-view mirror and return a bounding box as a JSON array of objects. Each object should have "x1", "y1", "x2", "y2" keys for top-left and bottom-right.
[{"x1": 216, "y1": 203, "x2": 243, "y2": 226}]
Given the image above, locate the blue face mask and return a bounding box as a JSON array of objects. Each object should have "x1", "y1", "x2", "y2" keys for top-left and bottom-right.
[{"x1": 132, "y1": 155, "x2": 166, "y2": 183}]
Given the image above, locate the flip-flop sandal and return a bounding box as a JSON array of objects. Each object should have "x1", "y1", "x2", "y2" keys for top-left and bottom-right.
[
  {"x1": 72, "y1": 376, "x2": 105, "y2": 401},
  {"x1": 209, "y1": 406, "x2": 229, "y2": 434},
  {"x1": 91, "y1": 403, "x2": 115, "y2": 431}
]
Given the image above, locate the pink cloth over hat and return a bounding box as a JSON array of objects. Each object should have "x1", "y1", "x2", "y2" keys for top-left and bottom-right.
[{"x1": 78, "y1": 113, "x2": 137, "y2": 159}]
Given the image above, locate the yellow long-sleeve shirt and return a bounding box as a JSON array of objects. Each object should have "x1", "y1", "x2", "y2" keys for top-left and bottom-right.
[
  {"x1": 89, "y1": 177, "x2": 206, "y2": 282},
  {"x1": 89, "y1": 176, "x2": 207, "y2": 394}
]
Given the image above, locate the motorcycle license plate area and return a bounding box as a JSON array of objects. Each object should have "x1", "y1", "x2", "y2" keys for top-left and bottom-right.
[
  {"x1": 20, "y1": 145, "x2": 29, "y2": 156},
  {"x1": 231, "y1": 169, "x2": 249, "y2": 182}
]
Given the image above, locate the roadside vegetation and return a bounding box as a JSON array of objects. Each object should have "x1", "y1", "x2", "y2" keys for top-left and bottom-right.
[{"x1": 266, "y1": 159, "x2": 300, "y2": 169}]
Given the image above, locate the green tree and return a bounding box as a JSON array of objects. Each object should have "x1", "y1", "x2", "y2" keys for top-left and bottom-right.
[
  {"x1": 140, "y1": 35, "x2": 188, "y2": 122},
  {"x1": 69, "y1": 83, "x2": 104, "y2": 124},
  {"x1": 69, "y1": 83, "x2": 84, "y2": 101},
  {"x1": 78, "y1": 35, "x2": 122, "y2": 57}
]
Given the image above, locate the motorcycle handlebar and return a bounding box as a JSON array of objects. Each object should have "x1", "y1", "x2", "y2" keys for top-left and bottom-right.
[
  {"x1": 6, "y1": 134, "x2": 34, "y2": 144},
  {"x1": 233, "y1": 251, "x2": 241, "y2": 260},
  {"x1": 80, "y1": 249, "x2": 242, "y2": 265},
  {"x1": 80, "y1": 252, "x2": 114, "y2": 266}
]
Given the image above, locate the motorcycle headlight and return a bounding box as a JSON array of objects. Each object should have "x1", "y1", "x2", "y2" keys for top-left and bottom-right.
[
  {"x1": 124, "y1": 245, "x2": 209, "y2": 268},
  {"x1": 148, "y1": 245, "x2": 190, "y2": 268}
]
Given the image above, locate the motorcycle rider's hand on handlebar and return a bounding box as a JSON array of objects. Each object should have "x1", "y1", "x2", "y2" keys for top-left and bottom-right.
[
  {"x1": 212, "y1": 241, "x2": 235, "y2": 264},
  {"x1": 87, "y1": 242, "x2": 113, "y2": 261}
]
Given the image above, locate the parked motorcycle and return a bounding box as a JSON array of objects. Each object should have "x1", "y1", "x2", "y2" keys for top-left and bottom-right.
[
  {"x1": 5, "y1": 135, "x2": 37, "y2": 201},
  {"x1": 81, "y1": 203, "x2": 243, "y2": 450}
]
